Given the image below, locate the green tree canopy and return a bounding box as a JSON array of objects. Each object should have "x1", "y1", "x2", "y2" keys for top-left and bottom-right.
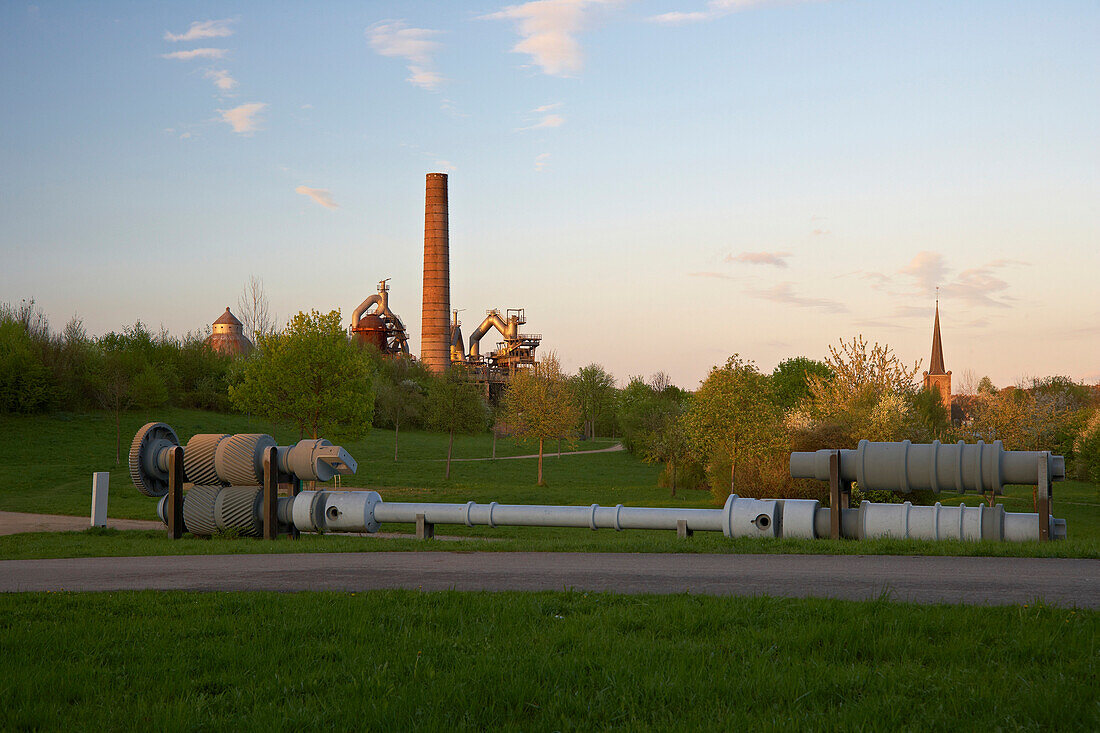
[
  {"x1": 683, "y1": 354, "x2": 782, "y2": 498},
  {"x1": 500, "y1": 354, "x2": 580, "y2": 485},
  {"x1": 229, "y1": 309, "x2": 375, "y2": 440},
  {"x1": 425, "y1": 366, "x2": 487, "y2": 479},
  {"x1": 770, "y1": 357, "x2": 833, "y2": 410},
  {"x1": 571, "y1": 363, "x2": 616, "y2": 440}
]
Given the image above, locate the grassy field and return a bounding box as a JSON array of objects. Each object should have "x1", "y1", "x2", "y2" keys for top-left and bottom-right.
[
  {"x1": 1, "y1": 590, "x2": 1096, "y2": 730},
  {"x1": 1, "y1": 409, "x2": 1098, "y2": 559}
]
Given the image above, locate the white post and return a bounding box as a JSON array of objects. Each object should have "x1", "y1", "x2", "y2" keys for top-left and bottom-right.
[{"x1": 91, "y1": 472, "x2": 109, "y2": 527}]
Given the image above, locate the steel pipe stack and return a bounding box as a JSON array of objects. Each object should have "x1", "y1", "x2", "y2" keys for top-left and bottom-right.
[{"x1": 421, "y1": 172, "x2": 450, "y2": 373}]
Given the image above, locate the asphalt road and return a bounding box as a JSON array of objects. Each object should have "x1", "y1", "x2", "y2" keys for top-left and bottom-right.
[{"x1": 1, "y1": 552, "x2": 1097, "y2": 607}]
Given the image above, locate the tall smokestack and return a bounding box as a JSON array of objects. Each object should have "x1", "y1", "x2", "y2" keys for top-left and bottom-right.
[{"x1": 421, "y1": 172, "x2": 450, "y2": 373}]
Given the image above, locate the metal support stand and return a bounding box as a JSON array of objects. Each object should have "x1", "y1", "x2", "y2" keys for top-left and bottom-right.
[
  {"x1": 677, "y1": 519, "x2": 693, "y2": 539},
  {"x1": 416, "y1": 513, "x2": 435, "y2": 540},
  {"x1": 167, "y1": 446, "x2": 184, "y2": 540},
  {"x1": 1038, "y1": 451, "x2": 1051, "y2": 542},
  {"x1": 829, "y1": 450, "x2": 851, "y2": 540},
  {"x1": 262, "y1": 447, "x2": 278, "y2": 541}
]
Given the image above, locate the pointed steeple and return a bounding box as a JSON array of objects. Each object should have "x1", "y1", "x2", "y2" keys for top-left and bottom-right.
[{"x1": 928, "y1": 299, "x2": 946, "y2": 375}]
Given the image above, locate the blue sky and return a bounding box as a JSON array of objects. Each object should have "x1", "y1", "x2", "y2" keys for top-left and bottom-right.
[{"x1": 2, "y1": 1, "x2": 1098, "y2": 388}]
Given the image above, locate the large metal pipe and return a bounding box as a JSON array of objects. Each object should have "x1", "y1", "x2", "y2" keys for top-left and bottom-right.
[
  {"x1": 421, "y1": 173, "x2": 450, "y2": 373},
  {"x1": 790, "y1": 439, "x2": 1066, "y2": 494},
  {"x1": 468, "y1": 311, "x2": 517, "y2": 358}
]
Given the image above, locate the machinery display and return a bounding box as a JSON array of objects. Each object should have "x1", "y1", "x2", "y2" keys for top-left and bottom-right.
[{"x1": 131, "y1": 424, "x2": 1066, "y2": 543}]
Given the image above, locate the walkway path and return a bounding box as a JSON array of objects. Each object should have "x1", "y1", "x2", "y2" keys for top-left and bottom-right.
[
  {"x1": 426, "y1": 442, "x2": 624, "y2": 462},
  {"x1": 1, "y1": 552, "x2": 1095, "y2": 607},
  {"x1": 0, "y1": 511, "x2": 162, "y2": 536}
]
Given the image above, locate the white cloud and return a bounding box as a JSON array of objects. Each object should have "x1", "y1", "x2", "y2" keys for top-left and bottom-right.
[
  {"x1": 295, "y1": 186, "x2": 338, "y2": 210},
  {"x1": 204, "y1": 69, "x2": 237, "y2": 92},
  {"x1": 533, "y1": 102, "x2": 562, "y2": 113},
  {"x1": 161, "y1": 48, "x2": 227, "y2": 61},
  {"x1": 219, "y1": 102, "x2": 266, "y2": 133},
  {"x1": 435, "y1": 160, "x2": 457, "y2": 172},
  {"x1": 649, "y1": 0, "x2": 820, "y2": 25},
  {"x1": 367, "y1": 21, "x2": 445, "y2": 91},
  {"x1": 164, "y1": 19, "x2": 235, "y2": 42},
  {"x1": 484, "y1": 0, "x2": 622, "y2": 77},
  {"x1": 535, "y1": 152, "x2": 551, "y2": 171},
  {"x1": 726, "y1": 251, "x2": 791, "y2": 267}
]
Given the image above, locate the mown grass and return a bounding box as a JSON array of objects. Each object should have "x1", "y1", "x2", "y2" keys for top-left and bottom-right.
[{"x1": 0, "y1": 591, "x2": 1095, "y2": 730}]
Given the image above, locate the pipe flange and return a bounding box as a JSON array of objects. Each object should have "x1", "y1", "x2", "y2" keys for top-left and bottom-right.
[
  {"x1": 614, "y1": 504, "x2": 624, "y2": 531},
  {"x1": 464, "y1": 501, "x2": 476, "y2": 527},
  {"x1": 488, "y1": 502, "x2": 498, "y2": 529},
  {"x1": 589, "y1": 504, "x2": 599, "y2": 531},
  {"x1": 129, "y1": 422, "x2": 179, "y2": 497}
]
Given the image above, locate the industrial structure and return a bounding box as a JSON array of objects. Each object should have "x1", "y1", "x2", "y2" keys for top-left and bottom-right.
[
  {"x1": 132, "y1": 423, "x2": 1067, "y2": 543},
  {"x1": 207, "y1": 307, "x2": 253, "y2": 357},
  {"x1": 349, "y1": 172, "x2": 542, "y2": 395},
  {"x1": 350, "y1": 279, "x2": 409, "y2": 355}
]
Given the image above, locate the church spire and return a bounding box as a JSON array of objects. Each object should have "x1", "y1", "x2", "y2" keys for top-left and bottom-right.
[{"x1": 928, "y1": 297, "x2": 946, "y2": 375}]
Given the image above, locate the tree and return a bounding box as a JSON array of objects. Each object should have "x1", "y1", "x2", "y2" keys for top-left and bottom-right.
[
  {"x1": 237, "y1": 275, "x2": 275, "y2": 347},
  {"x1": 425, "y1": 366, "x2": 487, "y2": 478},
  {"x1": 683, "y1": 354, "x2": 781, "y2": 500},
  {"x1": 500, "y1": 353, "x2": 580, "y2": 485},
  {"x1": 640, "y1": 399, "x2": 690, "y2": 496},
  {"x1": 571, "y1": 363, "x2": 615, "y2": 440},
  {"x1": 229, "y1": 309, "x2": 375, "y2": 440},
  {"x1": 377, "y1": 377, "x2": 425, "y2": 461},
  {"x1": 770, "y1": 357, "x2": 833, "y2": 410}
]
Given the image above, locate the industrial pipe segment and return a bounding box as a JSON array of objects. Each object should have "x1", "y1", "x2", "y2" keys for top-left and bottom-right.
[{"x1": 790, "y1": 439, "x2": 1066, "y2": 494}]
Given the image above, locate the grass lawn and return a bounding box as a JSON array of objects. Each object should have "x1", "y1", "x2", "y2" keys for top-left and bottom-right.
[
  {"x1": 1, "y1": 590, "x2": 1096, "y2": 730},
  {"x1": 2, "y1": 409, "x2": 1098, "y2": 559}
]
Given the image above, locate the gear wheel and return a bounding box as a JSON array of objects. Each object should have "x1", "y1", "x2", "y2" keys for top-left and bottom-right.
[
  {"x1": 214, "y1": 433, "x2": 276, "y2": 486},
  {"x1": 214, "y1": 486, "x2": 262, "y2": 537},
  {"x1": 183, "y1": 434, "x2": 230, "y2": 486},
  {"x1": 129, "y1": 422, "x2": 180, "y2": 497},
  {"x1": 182, "y1": 485, "x2": 221, "y2": 536}
]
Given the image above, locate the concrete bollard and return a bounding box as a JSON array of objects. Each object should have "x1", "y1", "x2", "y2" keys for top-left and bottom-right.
[{"x1": 90, "y1": 472, "x2": 109, "y2": 527}]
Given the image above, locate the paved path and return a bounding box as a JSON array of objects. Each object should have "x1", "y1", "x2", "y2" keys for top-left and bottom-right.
[
  {"x1": 0, "y1": 510, "x2": 162, "y2": 536},
  {"x1": 425, "y1": 443, "x2": 624, "y2": 462},
  {"x1": 1, "y1": 552, "x2": 1096, "y2": 607}
]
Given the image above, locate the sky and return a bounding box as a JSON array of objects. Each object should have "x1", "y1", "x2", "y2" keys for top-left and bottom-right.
[{"x1": 1, "y1": 0, "x2": 1098, "y2": 389}]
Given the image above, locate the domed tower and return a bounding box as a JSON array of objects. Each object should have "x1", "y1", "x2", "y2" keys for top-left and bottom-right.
[{"x1": 208, "y1": 307, "x2": 254, "y2": 357}]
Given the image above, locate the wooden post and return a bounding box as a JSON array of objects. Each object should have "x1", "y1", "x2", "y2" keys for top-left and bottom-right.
[
  {"x1": 167, "y1": 446, "x2": 184, "y2": 540},
  {"x1": 416, "y1": 513, "x2": 435, "y2": 540},
  {"x1": 288, "y1": 476, "x2": 302, "y2": 539},
  {"x1": 829, "y1": 450, "x2": 842, "y2": 540},
  {"x1": 1038, "y1": 452, "x2": 1050, "y2": 542},
  {"x1": 263, "y1": 447, "x2": 278, "y2": 541},
  {"x1": 676, "y1": 519, "x2": 693, "y2": 539}
]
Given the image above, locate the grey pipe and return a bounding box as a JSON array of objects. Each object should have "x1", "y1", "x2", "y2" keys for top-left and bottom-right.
[{"x1": 790, "y1": 439, "x2": 1065, "y2": 494}]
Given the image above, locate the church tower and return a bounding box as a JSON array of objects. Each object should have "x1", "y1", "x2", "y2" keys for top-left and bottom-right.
[{"x1": 922, "y1": 300, "x2": 952, "y2": 410}]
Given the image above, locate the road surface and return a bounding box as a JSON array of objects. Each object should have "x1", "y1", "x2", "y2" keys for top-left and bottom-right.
[{"x1": 1, "y1": 552, "x2": 1096, "y2": 607}]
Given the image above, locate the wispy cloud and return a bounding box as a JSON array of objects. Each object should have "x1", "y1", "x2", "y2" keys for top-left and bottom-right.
[
  {"x1": 295, "y1": 186, "x2": 338, "y2": 210},
  {"x1": 484, "y1": 0, "x2": 622, "y2": 77},
  {"x1": 751, "y1": 282, "x2": 848, "y2": 313},
  {"x1": 533, "y1": 102, "x2": 563, "y2": 113},
  {"x1": 367, "y1": 21, "x2": 445, "y2": 91},
  {"x1": 725, "y1": 250, "x2": 791, "y2": 267},
  {"x1": 535, "y1": 152, "x2": 551, "y2": 171},
  {"x1": 219, "y1": 102, "x2": 266, "y2": 133},
  {"x1": 165, "y1": 19, "x2": 235, "y2": 42},
  {"x1": 862, "y1": 251, "x2": 1024, "y2": 309},
  {"x1": 161, "y1": 48, "x2": 227, "y2": 61},
  {"x1": 688, "y1": 271, "x2": 738, "y2": 280},
  {"x1": 519, "y1": 113, "x2": 565, "y2": 131},
  {"x1": 650, "y1": 0, "x2": 820, "y2": 25},
  {"x1": 204, "y1": 69, "x2": 237, "y2": 92},
  {"x1": 435, "y1": 160, "x2": 457, "y2": 172}
]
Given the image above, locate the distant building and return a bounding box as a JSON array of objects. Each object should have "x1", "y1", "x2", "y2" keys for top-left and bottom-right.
[
  {"x1": 922, "y1": 301, "x2": 952, "y2": 411},
  {"x1": 207, "y1": 307, "x2": 253, "y2": 357}
]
